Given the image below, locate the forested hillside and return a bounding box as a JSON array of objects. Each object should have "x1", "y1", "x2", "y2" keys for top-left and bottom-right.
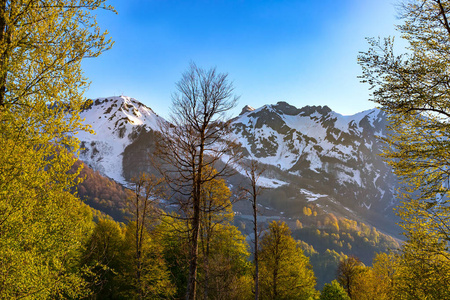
[
  {"x1": 72, "y1": 160, "x2": 129, "y2": 222},
  {"x1": 73, "y1": 161, "x2": 400, "y2": 288}
]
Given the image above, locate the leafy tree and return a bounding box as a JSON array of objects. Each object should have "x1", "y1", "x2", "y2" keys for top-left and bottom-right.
[
  {"x1": 308, "y1": 249, "x2": 348, "y2": 289},
  {"x1": 199, "y1": 223, "x2": 252, "y2": 300},
  {"x1": 199, "y1": 173, "x2": 251, "y2": 299},
  {"x1": 369, "y1": 252, "x2": 398, "y2": 300},
  {"x1": 119, "y1": 221, "x2": 175, "y2": 299},
  {"x1": 82, "y1": 218, "x2": 125, "y2": 299},
  {"x1": 199, "y1": 170, "x2": 235, "y2": 298},
  {"x1": 352, "y1": 266, "x2": 383, "y2": 300},
  {"x1": 358, "y1": 0, "x2": 450, "y2": 245},
  {"x1": 352, "y1": 249, "x2": 450, "y2": 300},
  {"x1": 336, "y1": 256, "x2": 364, "y2": 299},
  {"x1": 393, "y1": 230, "x2": 450, "y2": 299},
  {"x1": 109, "y1": 173, "x2": 177, "y2": 299},
  {"x1": 0, "y1": 0, "x2": 113, "y2": 298},
  {"x1": 156, "y1": 214, "x2": 191, "y2": 298},
  {"x1": 156, "y1": 211, "x2": 252, "y2": 299},
  {"x1": 359, "y1": 0, "x2": 450, "y2": 297},
  {"x1": 82, "y1": 215, "x2": 176, "y2": 299},
  {"x1": 320, "y1": 280, "x2": 350, "y2": 300},
  {"x1": 259, "y1": 221, "x2": 317, "y2": 300},
  {"x1": 126, "y1": 174, "x2": 166, "y2": 299},
  {"x1": 156, "y1": 63, "x2": 240, "y2": 299}
]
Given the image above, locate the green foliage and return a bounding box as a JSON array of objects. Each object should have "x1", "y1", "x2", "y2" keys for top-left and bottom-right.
[
  {"x1": 199, "y1": 223, "x2": 252, "y2": 299},
  {"x1": 308, "y1": 249, "x2": 348, "y2": 289},
  {"x1": 155, "y1": 215, "x2": 190, "y2": 298},
  {"x1": 335, "y1": 247, "x2": 450, "y2": 300},
  {"x1": 156, "y1": 175, "x2": 252, "y2": 299},
  {"x1": 119, "y1": 222, "x2": 176, "y2": 299},
  {"x1": 259, "y1": 221, "x2": 317, "y2": 300},
  {"x1": 320, "y1": 280, "x2": 350, "y2": 300},
  {"x1": 0, "y1": 0, "x2": 113, "y2": 298},
  {"x1": 359, "y1": 1, "x2": 450, "y2": 298},
  {"x1": 369, "y1": 252, "x2": 397, "y2": 300},
  {"x1": 393, "y1": 229, "x2": 450, "y2": 299},
  {"x1": 293, "y1": 216, "x2": 398, "y2": 264},
  {"x1": 82, "y1": 219, "x2": 175, "y2": 299},
  {"x1": 155, "y1": 213, "x2": 253, "y2": 299},
  {"x1": 337, "y1": 256, "x2": 365, "y2": 299},
  {"x1": 82, "y1": 218, "x2": 125, "y2": 298},
  {"x1": 292, "y1": 215, "x2": 399, "y2": 288},
  {"x1": 119, "y1": 174, "x2": 175, "y2": 299},
  {"x1": 200, "y1": 172, "x2": 247, "y2": 298},
  {"x1": 345, "y1": 249, "x2": 450, "y2": 300}
]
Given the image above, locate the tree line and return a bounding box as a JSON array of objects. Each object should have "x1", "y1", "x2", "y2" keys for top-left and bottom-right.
[{"x1": 80, "y1": 173, "x2": 317, "y2": 299}]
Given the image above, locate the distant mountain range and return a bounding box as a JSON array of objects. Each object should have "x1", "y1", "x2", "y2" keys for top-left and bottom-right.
[{"x1": 76, "y1": 96, "x2": 400, "y2": 235}]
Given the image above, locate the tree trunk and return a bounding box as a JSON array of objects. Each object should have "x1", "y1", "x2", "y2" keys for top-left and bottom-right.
[
  {"x1": 203, "y1": 198, "x2": 212, "y2": 300},
  {"x1": 186, "y1": 193, "x2": 200, "y2": 300},
  {"x1": 272, "y1": 234, "x2": 280, "y2": 300},
  {"x1": 0, "y1": 0, "x2": 9, "y2": 107},
  {"x1": 135, "y1": 192, "x2": 142, "y2": 300},
  {"x1": 253, "y1": 181, "x2": 259, "y2": 300},
  {"x1": 186, "y1": 148, "x2": 204, "y2": 300}
]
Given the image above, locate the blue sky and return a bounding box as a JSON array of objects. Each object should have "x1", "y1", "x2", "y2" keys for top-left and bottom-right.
[{"x1": 82, "y1": 0, "x2": 400, "y2": 118}]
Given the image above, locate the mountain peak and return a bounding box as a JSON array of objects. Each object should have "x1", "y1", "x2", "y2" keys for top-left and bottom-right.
[
  {"x1": 239, "y1": 105, "x2": 255, "y2": 115},
  {"x1": 298, "y1": 105, "x2": 332, "y2": 116},
  {"x1": 272, "y1": 101, "x2": 301, "y2": 116},
  {"x1": 76, "y1": 96, "x2": 165, "y2": 183}
]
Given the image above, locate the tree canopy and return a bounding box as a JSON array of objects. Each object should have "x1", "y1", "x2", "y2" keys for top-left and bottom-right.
[
  {"x1": 259, "y1": 221, "x2": 317, "y2": 300},
  {"x1": 0, "y1": 0, "x2": 114, "y2": 298},
  {"x1": 359, "y1": 0, "x2": 450, "y2": 298}
]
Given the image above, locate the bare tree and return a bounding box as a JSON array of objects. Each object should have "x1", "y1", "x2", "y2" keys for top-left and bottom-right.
[
  {"x1": 155, "y1": 63, "x2": 240, "y2": 300},
  {"x1": 241, "y1": 159, "x2": 266, "y2": 300}
]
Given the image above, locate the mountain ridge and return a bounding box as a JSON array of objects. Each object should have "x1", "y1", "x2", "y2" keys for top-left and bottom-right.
[{"x1": 76, "y1": 95, "x2": 400, "y2": 235}]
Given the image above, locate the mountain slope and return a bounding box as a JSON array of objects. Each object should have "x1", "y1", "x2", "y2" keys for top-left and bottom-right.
[
  {"x1": 229, "y1": 101, "x2": 396, "y2": 221},
  {"x1": 76, "y1": 96, "x2": 399, "y2": 234},
  {"x1": 77, "y1": 96, "x2": 164, "y2": 183}
]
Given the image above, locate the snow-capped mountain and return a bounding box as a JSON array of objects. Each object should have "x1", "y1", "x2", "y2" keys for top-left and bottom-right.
[
  {"x1": 76, "y1": 96, "x2": 399, "y2": 232},
  {"x1": 229, "y1": 102, "x2": 397, "y2": 224},
  {"x1": 76, "y1": 96, "x2": 164, "y2": 183}
]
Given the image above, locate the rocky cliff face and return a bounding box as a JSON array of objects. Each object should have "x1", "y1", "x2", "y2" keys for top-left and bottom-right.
[
  {"x1": 76, "y1": 97, "x2": 399, "y2": 233},
  {"x1": 229, "y1": 102, "x2": 398, "y2": 229}
]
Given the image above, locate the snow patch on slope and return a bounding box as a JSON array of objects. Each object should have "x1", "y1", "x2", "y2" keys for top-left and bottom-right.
[
  {"x1": 300, "y1": 189, "x2": 328, "y2": 202},
  {"x1": 76, "y1": 96, "x2": 163, "y2": 183},
  {"x1": 220, "y1": 153, "x2": 289, "y2": 188}
]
